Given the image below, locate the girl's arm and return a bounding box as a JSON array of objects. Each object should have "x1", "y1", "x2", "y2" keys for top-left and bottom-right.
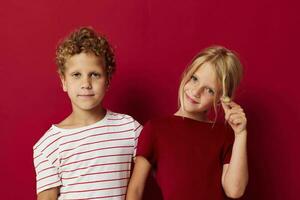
[
  {"x1": 126, "y1": 156, "x2": 152, "y2": 200},
  {"x1": 222, "y1": 132, "x2": 248, "y2": 198},
  {"x1": 221, "y1": 101, "x2": 249, "y2": 198}
]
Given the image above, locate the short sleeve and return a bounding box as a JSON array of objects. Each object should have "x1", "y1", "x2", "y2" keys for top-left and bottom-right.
[
  {"x1": 33, "y1": 134, "x2": 62, "y2": 194},
  {"x1": 136, "y1": 121, "x2": 156, "y2": 165},
  {"x1": 222, "y1": 125, "x2": 234, "y2": 164},
  {"x1": 133, "y1": 120, "x2": 143, "y2": 158}
]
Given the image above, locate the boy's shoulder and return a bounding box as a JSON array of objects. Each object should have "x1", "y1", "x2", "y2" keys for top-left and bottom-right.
[
  {"x1": 33, "y1": 126, "x2": 60, "y2": 151},
  {"x1": 106, "y1": 110, "x2": 136, "y2": 122},
  {"x1": 106, "y1": 110, "x2": 141, "y2": 130}
]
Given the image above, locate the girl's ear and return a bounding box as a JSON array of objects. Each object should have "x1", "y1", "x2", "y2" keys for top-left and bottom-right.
[{"x1": 216, "y1": 96, "x2": 221, "y2": 105}]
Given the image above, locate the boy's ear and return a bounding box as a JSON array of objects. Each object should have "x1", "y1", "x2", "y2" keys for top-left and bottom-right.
[
  {"x1": 105, "y1": 80, "x2": 110, "y2": 91},
  {"x1": 59, "y1": 74, "x2": 67, "y2": 92}
]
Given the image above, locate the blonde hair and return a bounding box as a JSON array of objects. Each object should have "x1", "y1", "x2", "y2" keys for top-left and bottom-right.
[{"x1": 178, "y1": 45, "x2": 243, "y2": 120}]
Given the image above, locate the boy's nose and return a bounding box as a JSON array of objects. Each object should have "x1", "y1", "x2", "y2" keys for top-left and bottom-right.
[{"x1": 81, "y1": 77, "x2": 92, "y2": 89}]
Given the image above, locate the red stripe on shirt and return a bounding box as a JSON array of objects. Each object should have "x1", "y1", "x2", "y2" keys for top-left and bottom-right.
[
  {"x1": 37, "y1": 166, "x2": 55, "y2": 174},
  {"x1": 38, "y1": 121, "x2": 134, "y2": 153},
  {"x1": 37, "y1": 173, "x2": 59, "y2": 182},
  {"x1": 34, "y1": 131, "x2": 60, "y2": 150},
  {"x1": 41, "y1": 137, "x2": 60, "y2": 152},
  {"x1": 60, "y1": 161, "x2": 131, "y2": 174},
  {"x1": 35, "y1": 160, "x2": 47, "y2": 168},
  {"x1": 52, "y1": 158, "x2": 58, "y2": 165},
  {"x1": 34, "y1": 153, "x2": 42, "y2": 159},
  {"x1": 134, "y1": 124, "x2": 142, "y2": 132},
  {"x1": 47, "y1": 147, "x2": 59, "y2": 158},
  {"x1": 64, "y1": 193, "x2": 125, "y2": 200},
  {"x1": 107, "y1": 116, "x2": 125, "y2": 120},
  {"x1": 59, "y1": 121, "x2": 134, "y2": 141},
  {"x1": 60, "y1": 129, "x2": 133, "y2": 146},
  {"x1": 60, "y1": 137, "x2": 135, "y2": 154},
  {"x1": 62, "y1": 169, "x2": 131, "y2": 180},
  {"x1": 61, "y1": 153, "x2": 132, "y2": 167},
  {"x1": 60, "y1": 185, "x2": 127, "y2": 194},
  {"x1": 37, "y1": 179, "x2": 61, "y2": 191},
  {"x1": 61, "y1": 145, "x2": 134, "y2": 161},
  {"x1": 66, "y1": 177, "x2": 129, "y2": 186}
]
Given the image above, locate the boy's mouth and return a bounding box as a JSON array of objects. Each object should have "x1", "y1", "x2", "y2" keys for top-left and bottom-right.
[{"x1": 77, "y1": 94, "x2": 95, "y2": 97}]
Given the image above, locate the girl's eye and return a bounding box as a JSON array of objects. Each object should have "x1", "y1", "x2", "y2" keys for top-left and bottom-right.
[
  {"x1": 206, "y1": 88, "x2": 215, "y2": 95},
  {"x1": 191, "y1": 75, "x2": 198, "y2": 82}
]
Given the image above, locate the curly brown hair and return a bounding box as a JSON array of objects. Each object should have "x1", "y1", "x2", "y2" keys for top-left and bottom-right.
[{"x1": 56, "y1": 27, "x2": 116, "y2": 79}]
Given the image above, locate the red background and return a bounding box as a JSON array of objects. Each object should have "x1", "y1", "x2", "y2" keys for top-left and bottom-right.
[{"x1": 1, "y1": 0, "x2": 299, "y2": 199}]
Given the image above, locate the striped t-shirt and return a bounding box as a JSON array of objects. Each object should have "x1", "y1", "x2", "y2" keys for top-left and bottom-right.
[{"x1": 33, "y1": 110, "x2": 142, "y2": 200}]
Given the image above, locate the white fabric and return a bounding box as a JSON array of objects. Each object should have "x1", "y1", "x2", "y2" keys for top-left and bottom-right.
[{"x1": 33, "y1": 110, "x2": 142, "y2": 200}]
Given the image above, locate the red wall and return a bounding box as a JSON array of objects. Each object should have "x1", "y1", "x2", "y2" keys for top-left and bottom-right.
[{"x1": 1, "y1": 0, "x2": 299, "y2": 199}]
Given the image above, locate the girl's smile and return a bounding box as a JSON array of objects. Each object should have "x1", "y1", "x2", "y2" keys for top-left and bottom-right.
[{"x1": 185, "y1": 92, "x2": 200, "y2": 104}]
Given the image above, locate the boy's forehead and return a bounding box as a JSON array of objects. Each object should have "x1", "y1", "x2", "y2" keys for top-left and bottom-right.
[{"x1": 65, "y1": 52, "x2": 104, "y2": 70}]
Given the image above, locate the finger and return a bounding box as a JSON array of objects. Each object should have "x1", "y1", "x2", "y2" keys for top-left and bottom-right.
[
  {"x1": 226, "y1": 101, "x2": 241, "y2": 109},
  {"x1": 226, "y1": 112, "x2": 245, "y2": 122},
  {"x1": 231, "y1": 107, "x2": 245, "y2": 114},
  {"x1": 232, "y1": 118, "x2": 243, "y2": 125},
  {"x1": 221, "y1": 101, "x2": 231, "y2": 113},
  {"x1": 228, "y1": 115, "x2": 246, "y2": 125},
  {"x1": 225, "y1": 108, "x2": 244, "y2": 120}
]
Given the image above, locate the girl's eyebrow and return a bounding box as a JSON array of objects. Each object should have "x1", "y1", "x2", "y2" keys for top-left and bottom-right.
[{"x1": 205, "y1": 85, "x2": 216, "y2": 91}]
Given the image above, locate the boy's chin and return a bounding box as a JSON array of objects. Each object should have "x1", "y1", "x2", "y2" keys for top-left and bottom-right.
[{"x1": 73, "y1": 102, "x2": 103, "y2": 112}]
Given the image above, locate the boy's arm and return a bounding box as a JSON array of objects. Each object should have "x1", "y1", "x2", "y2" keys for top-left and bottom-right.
[
  {"x1": 37, "y1": 187, "x2": 59, "y2": 200},
  {"x1": 126, "y1": 156, "x2": 151, "y2": 200},
  {"x1": 33, "y1": 134, "x2": 62, "y2": 199}
]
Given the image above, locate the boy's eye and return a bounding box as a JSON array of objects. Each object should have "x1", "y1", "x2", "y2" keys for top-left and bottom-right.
[
  {"x1": 72, "y1": 73, "x2": 81, "y2": 78},
  {"x1": 91, "y1": 72, "x2": 101, "y2": 78}
]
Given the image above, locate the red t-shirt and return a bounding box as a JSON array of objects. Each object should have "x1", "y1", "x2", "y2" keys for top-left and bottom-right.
[{"x1": 136, "y1": 115, "x2": 234, "y2": 200}]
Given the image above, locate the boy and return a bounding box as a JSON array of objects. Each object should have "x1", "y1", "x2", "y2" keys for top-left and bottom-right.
[{"x1": 33, "y1": 27, "x2": 141, "y2": 200}]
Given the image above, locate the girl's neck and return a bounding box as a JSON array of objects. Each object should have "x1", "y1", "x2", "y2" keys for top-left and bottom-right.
[{"x1": 175, "y1": 108, "x2": 208, "y2": 122}]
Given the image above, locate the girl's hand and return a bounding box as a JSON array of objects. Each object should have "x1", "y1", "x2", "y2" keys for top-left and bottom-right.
[{"x1": 221, "y1": 100, "x2": 247, "y2": 136}]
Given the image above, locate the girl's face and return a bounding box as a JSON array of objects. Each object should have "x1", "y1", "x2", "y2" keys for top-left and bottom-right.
[
  {"x1": 60, "y1": 52, "x2": 108, "y2": 113},
  {"x1": 181, "y1": 62, "x2": 222, "y2": 119}
]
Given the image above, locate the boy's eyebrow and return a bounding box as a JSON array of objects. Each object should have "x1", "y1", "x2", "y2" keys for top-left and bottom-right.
[{"x1": 69, "y1": 70, "x2": 80, "y2": 74}]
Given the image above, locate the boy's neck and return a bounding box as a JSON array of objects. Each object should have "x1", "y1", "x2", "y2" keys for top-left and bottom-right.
[
  {"x1": 73, "y1": 108, "x2": 106, "y2": 123},
  {"x1": 59, "y1": 105, "x2": 107, "y2": 129}
]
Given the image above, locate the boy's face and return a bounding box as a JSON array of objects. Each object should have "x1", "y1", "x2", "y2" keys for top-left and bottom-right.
[{"x1": 60, "y1": 52, "x2": 108, "y2": 112}]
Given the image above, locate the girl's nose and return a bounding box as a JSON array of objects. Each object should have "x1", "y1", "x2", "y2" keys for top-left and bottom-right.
[{"x1": 191, "y1": 86, "x2": 202, "y2": 98}]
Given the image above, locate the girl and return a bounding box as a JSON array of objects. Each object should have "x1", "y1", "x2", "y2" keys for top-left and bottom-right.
[{"x1": 126, "y1": 46, "x2": 248, "y2": 200}]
